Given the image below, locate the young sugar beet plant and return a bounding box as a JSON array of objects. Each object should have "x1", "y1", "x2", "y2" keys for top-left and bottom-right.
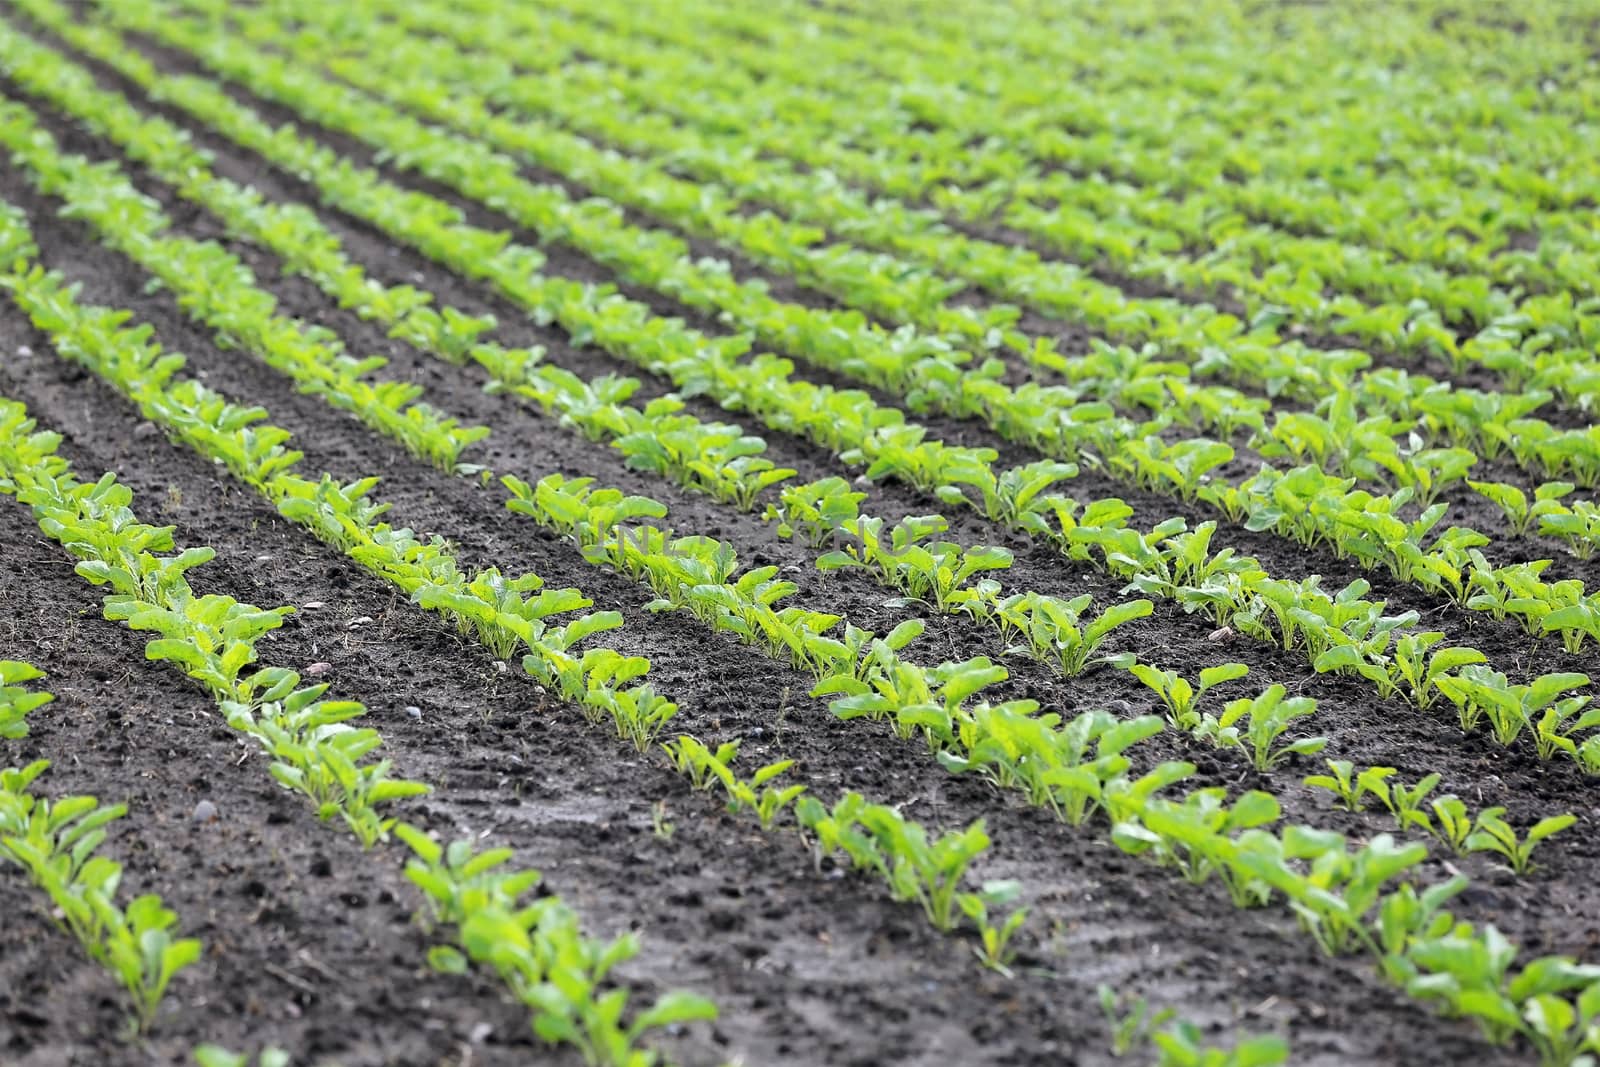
[
  {"x1": 1111, "y1": 788, "x2": 1284, "y2": 904},
  {"x1": 818, "y1": 514, "x2": 1014, "y2": 613},
  {"x1": 0, "y1": 670, "x2": 201, "y2": 1034},
  {"x1": 795, "y1": 791, "x2": 1029, "y2": 975},
  {"x1": 1190, "y1": 685, "x2": 1329, "y2": 772},
  {"x1": 1382, "y1": 886, "x2": 1600, "y2": 1066},
  {"x1": 1098, "y1": 984, "x2": 1289, "y2": 1066},
  {"x1": 991, "y1": 591, "x2": 1152, "y2": 676},
  {"x1": 663, "y1": 734, "x2": 807, "y2": 830},
  {"x1": 1129, "y1": 662, "x2": 1251, "y2": 731},
  {"x1": 1434, "y1": 667, "x2": 1594, "y2": 749},
  {"x1": 0, "y1": 659, "x2": 52, "y2": 738},
  {"x1": 1303, "y1": 763, "x2": 1579, "y2": 876},
  {"x1": 393, "y1": 825, "x2": 717, "y2": 1067}
]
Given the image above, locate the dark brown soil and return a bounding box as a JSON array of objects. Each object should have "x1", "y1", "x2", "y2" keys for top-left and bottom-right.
[{"x1": 0, "y1": 7, "x2": 1593, "y2": 1067}]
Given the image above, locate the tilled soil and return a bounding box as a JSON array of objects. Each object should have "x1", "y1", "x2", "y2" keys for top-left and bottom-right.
[{"x1": 0, "y1": 7, "x2": 1593, "y2": 1067}]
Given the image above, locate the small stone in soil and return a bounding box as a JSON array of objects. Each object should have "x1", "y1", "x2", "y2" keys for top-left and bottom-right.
[
  {"x1": 305, "y1": 661, "x2": 333, "y2": 675},
  {"x1": 192, "y1": 799, "x2": 219, "y2": 823},
  {"x1": 405, "y1": 706, "x2": 422, "y2": 720}
]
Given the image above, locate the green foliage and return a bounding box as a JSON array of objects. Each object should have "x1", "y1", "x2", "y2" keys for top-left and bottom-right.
[
  {"x1": 765, "y1": 476, "x2": 865, "y2": 546},
  {"x1": 1304, "y1": 760, "x2": 1391, "y2": 813},
  {"x1": 192, "y1": 1048, "x2": 292, "y2": 1067},
  {"x1": 1098, "y1": 984, "x2": 1174, "y2": 1056},
  {"x1": 1465, "y1": 810, "x2": 1578, "y2": 876},
  {"x1": 0, "y1": 660, "x2": 51, "y2": 739},
  {"x1": 1130, "y1": 662, "x2": 1249, "y2": 729},
  {"x1": 224, "y1": 683, "x2": 429, "y2": 848},
  {"x1": 396, "y1": 826, "x2": 717, "y2": 1065},
  {"x1": 994, "y1": 593, "x2": 1151, "y2": 676},
  {"x1": 1152, "y1": 1022, "x2": 1290, "y2": 1067},
  {"x1": 11, "y1": 6, "x2": 1600, "y2": 1060},
  {"x1": 663, "y1": 736, "x2": 805, "y2": 829},
  {"x1": 1193, "y1": 685, "x2": 1327, "y2": 771},
  {"x1": 797, "y1": 792, "x2": 1025, "y2": 946},
  {"x1": 0, "y1": 760, "x2": 201, "y2": 1032}
]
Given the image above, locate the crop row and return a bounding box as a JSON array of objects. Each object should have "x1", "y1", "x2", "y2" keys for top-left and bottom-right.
[
  {"x1": 6, "y1": 1, "x2": 1599, "y2": 1063},
  {"x1": 627, "y1": 0, "x2": 1595, "y2": 148},
  {"x1": 7, "y1": 85, "x2": 1599, "y2": 1067},
  {"x1": 150, "y1": 0, "x2": 1600, "y2": 506},
  {"x1": 0, "y1": 653, "x2": 198, "y2": 1034},
  {"x1": 0, "y1": 205, "x2": 723, "y2": 1066},
  {"x1": 9, "y1": 5, "x2": 1600, "y2": 1060},
  {"x1": 553, "y1": 0, "x2": 1600, "y2": 278},
  {"x1": 17, "y1": 3, "x2": 1600, "y2": 764},
  {"x1": 0, "y1": 396, "x2": 422, "y2": 844},
  {"x1": 0, "y1": 83, "x2": 1070, "y2": 976},
  {"x1": 14, "y1": 7, "x2": 1600, "y2": 778},
  {"x1": 0, "y1": 140, "x2": 1080, "y2": 1050},
  {"x1": 488, "y1": 0, "x2": 1600, "y2": 346},
  {"x1": 13, "y1": 25, "x2": 1597, "y2": 803},
  {"x1": 308, "y1": 0, "x2": 1600, "y2": 408},
  {"x1": 250, "y1": 0, "x2": 1600, "y2": 478},
  {"x1": 494, "y1": 464, "x2": 1599, "y2": 1059},
  {"x1": 9, "y1": 23, "x2": 1591, "y2": 875},
  {"x1": 25, "y1": 0, "x2": 1600, "y2": 857},
  {"x1": 0, "y1": 28, "x2": 1156, "y2": 742},
  {"x1": 92, "y1": 0, "x2": 1600, "y2": 617},
  {"x1": 613, "y1": 0, "x2": 1598, "y2": 161},
  {"x1": 276, "y1": 0, "x2": 1600, "y2": 572}
]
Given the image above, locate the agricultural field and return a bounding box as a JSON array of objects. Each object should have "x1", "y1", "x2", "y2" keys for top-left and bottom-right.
[{"x1": 1, "y1": 0, "x2": 1599, "y2": 1064}]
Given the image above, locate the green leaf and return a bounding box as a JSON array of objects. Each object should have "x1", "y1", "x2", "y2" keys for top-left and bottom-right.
[
  {"x1": 1525, "y1": 813, "x2": 1577, "y2": 844},
  {"x1": 629, "y1": 990, "x2": 719, "y2": 1036},
  {"x1": 427, "y1": 944, "x2": 469, "y2": 975}
]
